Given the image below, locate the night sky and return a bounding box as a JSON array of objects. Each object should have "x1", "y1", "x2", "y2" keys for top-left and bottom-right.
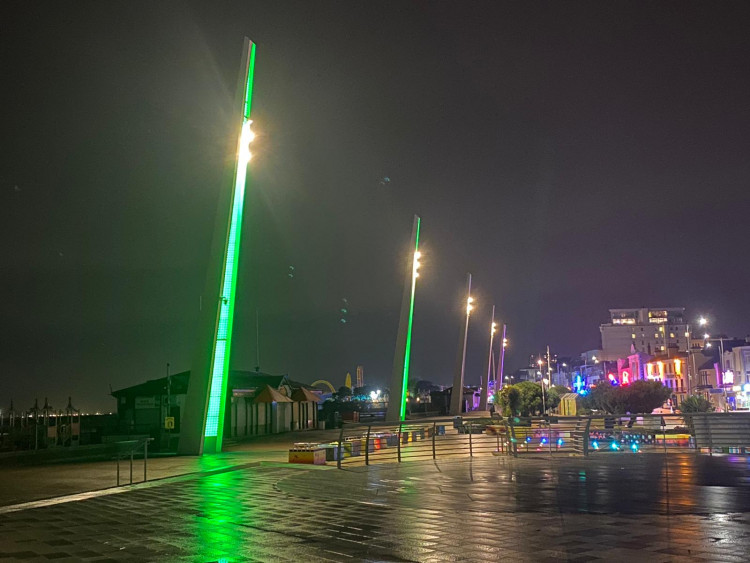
[{"x1": 3, "y1": 1, "x2": 750, "y2": 412}]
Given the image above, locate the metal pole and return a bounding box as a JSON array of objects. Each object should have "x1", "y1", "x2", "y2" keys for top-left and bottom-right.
[
  {"x1": 129, "y1": 452, "x2": 133, "y2": 485},
  {"x1": 117, "y1": 457, "x2": 120, "y2": 487},
  {"x1": 547, "y1": 345, "x2": 552, "y2": 387},
  {"x1": 499, "y1": 324, "x2": 507, "y2": 388},
  {"x1": 397, "y1": 422, "x2": 402, "y2": 463},
  {"x1": 450, "y1": 273, "x2": 472, "y2": 416},
  {"x1": 337, "y1": 422, "x2": 344, "y2": 469},
  {"x1": 432, "y1": 422, "x2": 436, "y2": 460},
  {"x1": 469, "y1": 422, "x2": 473, "y2": 457},
  {"x1": 720, "y1": 338, "x2": 727, "y2": 410},
  {"x1": 365, "y1": 425, "x2": 371, "y2": 466},
  {"x1": 144, "y1": 440, "x2": 148, "y2": 482},
  {"x1": 480, "y1": 306, "x2": 496, "y2": 411}
]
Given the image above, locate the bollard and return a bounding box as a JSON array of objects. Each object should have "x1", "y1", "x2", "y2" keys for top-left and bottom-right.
[
  {"x1": 432, "y1": 422, "x2": 436, "y2": 460},
  {"x1": 365, "y1": 426, "x2": 371, "y2": 466},
  {"x1": 337, "y1": 424, "x2": 344, "y2": 469},
  {"x1": 397, "y1": 422, "x2": 402, "y2": 463},
  {"x1": 469, "y1": 423, "x2": 473, "y2": 457}
]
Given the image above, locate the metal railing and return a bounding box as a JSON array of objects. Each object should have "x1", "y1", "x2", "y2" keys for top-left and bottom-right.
[
  {"x1": 115, "y1": 437, "x2": 153, "y2": 486},
  {"x1": 328, "y1": 412, "x2": 750, "y2": 468}
]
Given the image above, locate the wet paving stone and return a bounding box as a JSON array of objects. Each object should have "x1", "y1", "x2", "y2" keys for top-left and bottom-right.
[{"x1": 0, "y1": 454, "x2": 749, "y2": 561}]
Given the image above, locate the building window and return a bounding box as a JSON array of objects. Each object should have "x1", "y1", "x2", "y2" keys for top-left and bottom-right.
[
  {"x1": 632, "y1": 334, "x2": 636, "y2": 339},
  {"x1": 670, "y1": 333, "x2": 675, "y2": 338}
]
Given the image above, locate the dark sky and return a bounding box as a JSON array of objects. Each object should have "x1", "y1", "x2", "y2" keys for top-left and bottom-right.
[{"x1": 3, "y1": 1, "x2": 750, "y2": 412}]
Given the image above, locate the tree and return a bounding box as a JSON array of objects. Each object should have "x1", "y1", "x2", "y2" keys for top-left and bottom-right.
[
  {"x1": 583, "y1": 383, "x2": 624, "y2": 414},
  {"x1": 547, "y1": 385, "x2": 570, "y2": 412},
  {"x1": 680, "y1": 395, "x2": 714, "y2": 413},
  {"x1": 335, "y1": 386, "x2": 352, "y2": 400},
  {"x1": 515, "y1": 381, "x2": 544, "y2": 416},
  {"x1": 582, "y1": 380, "x2": 670, "y2": 414},
  {"x1": 621, "y1": 380, "x2": 671, "y2": 414},
  {"x1": 495, "y1": 386, "x2": 521, "y2": 416}
]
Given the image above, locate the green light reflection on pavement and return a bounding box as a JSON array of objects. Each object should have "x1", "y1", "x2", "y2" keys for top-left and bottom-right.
[{"x1": 195, "y1": 470, "x2": 249, "y2": 561}]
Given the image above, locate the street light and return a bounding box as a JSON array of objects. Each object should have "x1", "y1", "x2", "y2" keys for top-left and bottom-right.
[
  {"x1": 450, "y1": 273, "x2": 473, "y2": 416},
  {"x1": 386, "y1": 215, "x2": 421, "y2": 423},
  {"x1": 480, "y1": 307, "x2": 497, "y2": 411}
]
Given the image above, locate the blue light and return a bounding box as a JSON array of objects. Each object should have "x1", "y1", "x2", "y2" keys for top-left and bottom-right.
[
  {"x1": 557, "y1": 438, "x2": 564, "y2": 446},
  {"x1": 541, "y1": 437, "x2": 548, "y2": 444},
  {"x1": 630, "y1": 443, "x2": 639, "y2": 452},
  {"x1": 610, "y1": 442, "x2": 619, "y2": 451},
  {"x1": 592, "y1": 441, "x2": 599, "y2": 449},
  {"x1": 573, "y1": 374, "x2": 585, "y2": 394},
  {"x1": 525, "y1": 436, "x2": 532, "y2": 443}
]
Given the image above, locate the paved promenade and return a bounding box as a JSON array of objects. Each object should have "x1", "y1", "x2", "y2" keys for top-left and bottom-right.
[{"x1": 1, "y1": 453, "x2": 750, "y2": 561}]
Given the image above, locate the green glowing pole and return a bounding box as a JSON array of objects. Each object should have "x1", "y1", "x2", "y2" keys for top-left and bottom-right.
[
  {"x1": 179, "y1": 38, "x2": 256, "y2": 456},
  {"x1": 386, "y1": 215, "x2": 421, "y2": 422},
  {"x1": 202, "y1": 40, "x2": 256, "y2": 452}
]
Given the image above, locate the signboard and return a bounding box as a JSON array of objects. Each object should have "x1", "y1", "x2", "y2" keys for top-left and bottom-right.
[
  {"x1": 165, "y1": 416, "x2": 175, "y2": 430},
  {"x1": 135, "y1": 396, "x2": 157, "y2": 409}
]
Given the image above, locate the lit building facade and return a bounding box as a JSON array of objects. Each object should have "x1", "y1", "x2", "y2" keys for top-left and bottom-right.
[
  {"x1": 643, "y1": 354, "x2": 688, "y2": 405},
  {"x1": 600, "y1": 307, "x2": 689, "y2": 361}
]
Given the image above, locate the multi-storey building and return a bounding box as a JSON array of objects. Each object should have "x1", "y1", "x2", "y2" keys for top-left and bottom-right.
[
  {"x1": 724, "y1": 342, "x2": 750, "y2": 386},
  {"x1": 600, "y1": 307, "x2": 689, "y2": 361},
  {"x1": 643, "y1": 354, "x2": 689, "y2": 404}
]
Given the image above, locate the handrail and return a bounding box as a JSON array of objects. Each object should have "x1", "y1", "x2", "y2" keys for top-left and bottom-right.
[
  {"x1": 115, "y1": 437, "x2": 153, "y2": 486},
  {"x1": 332, "y1": 412, "x2": 750, "y2": 468}
]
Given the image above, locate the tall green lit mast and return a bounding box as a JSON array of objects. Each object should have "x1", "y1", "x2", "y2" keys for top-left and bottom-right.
[
  {"x1": 180, "y1": 38, "x2": 257, "y2": 455},
  {"x1": 386, "y1": 215, "x2": 421, "y2": 422}
]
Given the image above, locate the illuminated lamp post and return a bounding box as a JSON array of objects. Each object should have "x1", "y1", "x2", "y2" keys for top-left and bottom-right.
[
  {"x1": 478, "y1": 305, "x2": 496, "y2": 411},
  {"x1": 385, "y1": 215, "x2": 421, "y2": 422},
  {"x1": 686, "y1": 316, "x2": 708, "y2": 394},
  {"x1": 704, "y1": 326, "x2": 731, "y2": 410},
  {"x1": 537, "y1": 358, "x2": 547, "y2": 414},
  {"x1": 498, "y1": 326, "x2": 508, "y2": 388},
  {"x1": 179, "y1": 38, "x2": 257, "y2": 455},
  {"x1": 450, "y1": 274, "x2": 473, "y2": 416}
]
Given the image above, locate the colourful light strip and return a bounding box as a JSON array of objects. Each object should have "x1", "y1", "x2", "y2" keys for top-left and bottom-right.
[
  {"x1": 204, "y1": 42, "x2": 256, "y2": 444},
  {"x1": 400, "y1": 217, "x2": 420, "y2": 420}
]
